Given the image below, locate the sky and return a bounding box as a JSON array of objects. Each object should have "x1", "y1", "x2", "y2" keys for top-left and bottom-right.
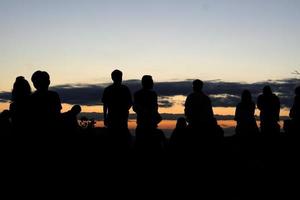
[{"x1": 0, "y1": 0, "x2": 300, "y2": 115}]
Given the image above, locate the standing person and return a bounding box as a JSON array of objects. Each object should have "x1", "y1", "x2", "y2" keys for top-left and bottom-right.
[
  {"x1": 30, "y1": 71, "x2": 62, "y2": 134},
  {"x1": 133, "y1": 75, "x2": 164, "y2": 150},
  {"x1": 234, "y1": 90, "x2": 259, "y2": 136},
  {"x1": 9, "y1": 76, "x2": 32, "y2": 134},
  {"x1": 257, "y1": 86, "x2": 281, "y2": 135},
  {"x1": 184, "y1": 79, "x2": 215, "y2": 131},
  {"x1": 102, "y1": 70, "x2": 132, "y2": 129},
  {"x1": 102, "y1": 70, "x2": 133, "y2": 148},
  {"x1": 288, "y1": 86, "x2": 300, "y2": 134}
]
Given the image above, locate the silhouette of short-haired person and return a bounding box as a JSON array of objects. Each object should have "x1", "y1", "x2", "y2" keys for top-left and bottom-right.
[
  {"x1": 288, "y1": 86, "x2": 300, "y2": 134},
  {"x1": 102, "y1": 70, "x2": 132, "y2": 129},
  {"x1": 133, "y1": 75, "x2": 164, "y2": 151},
  {"x1": 257, "y1": 86, "x2": 281, "y2": 135},
  {"x1": 234, "y1": 90, "x2": 259, "y2": 136},
  {"x1": 30, "y1": 70, "x2": 62, "y2": 133},
  {"x1": 184, "y1": 79, "x2": 214, "y2": 129},
  {"x1": 0, "y1": 110, "x2": 12, "y2": 135},
  {"x1": 9, "y1": 76, "x2": 32, "y2": 133},
  {"x1": 61, "y1": 105, "x2": 82, "y2": 135}
]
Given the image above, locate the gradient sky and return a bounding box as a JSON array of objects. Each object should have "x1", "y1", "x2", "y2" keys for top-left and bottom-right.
[{"x1": 1, "y1": 0, "x2": 300, "y2": 91}]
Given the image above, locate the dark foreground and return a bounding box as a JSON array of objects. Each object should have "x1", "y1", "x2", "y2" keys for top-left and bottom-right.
[{"x1": 0, "y1": 128, "x2": 298, "y2": 199}]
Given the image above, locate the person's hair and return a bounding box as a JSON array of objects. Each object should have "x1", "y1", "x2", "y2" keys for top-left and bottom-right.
[
  {"x1": 71, "y1": 105, "x2": 82, "y2": 115},
  {"x1": 295, "y1": 86, "x2": 300, "y2": 96},
  {"x1": 31, "y1": 71, "x2": 50, "y2": 90},
  {"x1": 193, "y1": 79, "x2": 203, "y2": 91},
  {"x1": 11, "y1": 76, "x2": 31, "y2": 102},
  {"x1": 142, "y1": 75, "x2": 154, "y2": 89},
  {"x1": 111, "y1": 70, "x2": 123, "y2": 84},
  {"x1": 241, "y1": 90, "x2": 252, "y2": 104},
  {"x1": 263, "y1": 85, "x2": 272, "y2": 96}
]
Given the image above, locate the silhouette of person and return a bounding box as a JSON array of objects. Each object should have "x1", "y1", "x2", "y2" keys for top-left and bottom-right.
[
  {"x1": 0, "y1": 110, "x2": 12, "y2": 135},
  {"x1": 169, "y1": 117, "x2": 188, "y2": 150},
  {"x1": 133, "y1": 75, "x2": 161, "y2": 129},
  {"x1": 30, "y1": 70, "x2": 62, "y2": 133},
  {"x1": 133, "y1": 75, "x2": 164, "y2": 151},
  {"x1": 9, "y1": 76, "x2": 32, "y2": 133},
  {"x1": 61, "y1": 104, "x2": 82, "y2": 135},
  {"x1": 288, "y1": 86, "x2": 300, "y2": 134},
  {"x1": 257, "y1": 86, "x2": 281, "y2": 135},
  {"x1": 102, "y1": 70, "x2": 132, "y2": 129},
  {"x1": 184, "y1": 79, "x2": 214, "y2": 129},
  {"x1": 234, "y1": 90, "x2": 259, "y2": 136}
]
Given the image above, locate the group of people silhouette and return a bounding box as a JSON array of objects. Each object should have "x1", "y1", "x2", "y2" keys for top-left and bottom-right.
[
  {"x1": 0, "y1": 70, "x2": 81, "y2": 136},
  {"x1": 0, "y1": 69, "x2": 300, "y2": 147}
]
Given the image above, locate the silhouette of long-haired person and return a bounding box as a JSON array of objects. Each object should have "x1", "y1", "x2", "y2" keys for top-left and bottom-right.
[
  {"x1": 257, "y1": 86, "x2": 281, "y2": 135},
  {"x1": 9, "y1": 76, "x2": 32, "y2": 133},
  {"x1": 133, "y1": 75, "x2": 164, "y2": 150},
  {"x1": 184, "y1": 79, "x2": 215, "y2": 131},
  {"x1": 169, "y1": 117, "x2": 188, "y2": 150},
  {"x1": 234, "y1": 90, "x2": 259, "y2": 136},
  {"x1": 30, "y1": 71, "x2": 62, "y2": 134},
  {"x1": 102, "y1": 70, "x2": 132, "y2": 129},
  {"x1": 289, "y1": 86, "x2": 300, "y2": 134}
]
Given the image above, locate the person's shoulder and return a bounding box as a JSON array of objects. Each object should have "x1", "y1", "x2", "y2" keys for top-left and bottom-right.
[
  {"x1": 47, "y1": 91, "x2": 61, "y2": 100},
  {"x1": 48, "y1": 90, "x2": 59, "y2": 96},
  {"x1": 104, "y1": 84, "x2": 114, "y2": 91}
]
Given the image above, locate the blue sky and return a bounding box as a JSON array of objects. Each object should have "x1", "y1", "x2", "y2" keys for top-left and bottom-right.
[{"x1": 1, "y1": 0, "x2": 300, "y2": 91}]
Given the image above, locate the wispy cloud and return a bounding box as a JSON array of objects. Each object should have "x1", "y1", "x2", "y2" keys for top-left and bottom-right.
[{"x1": 1, "y1": 79, "x2": 299, "y2": 108}]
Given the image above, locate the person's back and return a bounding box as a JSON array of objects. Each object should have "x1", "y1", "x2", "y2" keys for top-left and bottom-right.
[
  {"x1": 234, "y1": 90, "x2": 258, "y2": 136},
  {"x1": 0, "y1": 110, "x2": 12, "y2": 135},
  {"x1": 287, "y1": 86, "x2": 300, "y2": 135},
  {"x1": 61, "y1": 105, "x2": 81, "y2": 135},
  {"x1": 30, "y1": 71, "x2": 62, "y2": 133},
  {"x1": 102, "y1": 70, "x2": 132, "y2": 129},
  {"x1": 184, "y1": 80, "x2": 214, "y2": 128},
  {"x1": 9, "y1": 76, "x2": 32, "y2": 133},
  {"x1": 257, "y1": 86, "x2": 280, "y2": 134},
  {"x1": 133, "y1": 75, "x2": 160, "y2": 129},
  {"x1": 290, "y1": 86, "x2": 300, "y2": 121}
]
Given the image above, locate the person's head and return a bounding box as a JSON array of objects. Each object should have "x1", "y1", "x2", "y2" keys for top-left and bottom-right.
[
  {"x1": 241, "y1": 90, "x2": 252, "y2": 103},
  {"x1": 0, "y1": 110, "x2": 11, "y2": 120},
  {"x1": 11, "y1": 76, "x2": 31, "y2": 101},
  {"x1": 70, "y1": 105, "x2": 82, "y2": 116},
  {"x1": 31, "y1": 71, "x2": 50, "y2": 91},
  {"x1": 142, "y1": 75, "x2": 154, "y2": 90},
  {"x1": 263, "y1": 85, "x2": 272, "y2": 96},
  {"x1": 111, "y1": 70, "x2": 123, "y2": 85},
  {"x1": 193, "y1": 79, "x2": 203, "y2": 92},
  {"x1": 295, "y1": 86, "x2": 300, "y2": 96},
  {"x1": 176, "y1": 117, "x2": 187, "y2": 129}
]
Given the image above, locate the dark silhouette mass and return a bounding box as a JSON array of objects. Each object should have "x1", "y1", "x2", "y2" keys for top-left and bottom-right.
[
  {"x1": 9, "y1": 76, "x2": 32, "y2": 133},
  {"x1": 0, "y1": 110, "x2": 12, "y2": 135},
  {"x1": 257, "y1": 86, "x2": 281, "y2": 135},
  {"x1": 30, "y1": 70, "x2": 62, "y2": 134},
  {"x1": 61, "y1": 104, "x2": 82, "y2": 135},
  {"x1": 184, "y1": 79, "x2": 214, "y2": 128},
  {"x1": 133, "y1": 75, "x2": 165, "y2": 151},
  {"x1": 285, "y1": 86, "x2": 300, "y2": 135},
  {"x1": 234, "y1": 90, "x2": 259, "y2": 136},
  {"x1": 102, "y1": 70, "x2": 132, "y2": 129}
]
